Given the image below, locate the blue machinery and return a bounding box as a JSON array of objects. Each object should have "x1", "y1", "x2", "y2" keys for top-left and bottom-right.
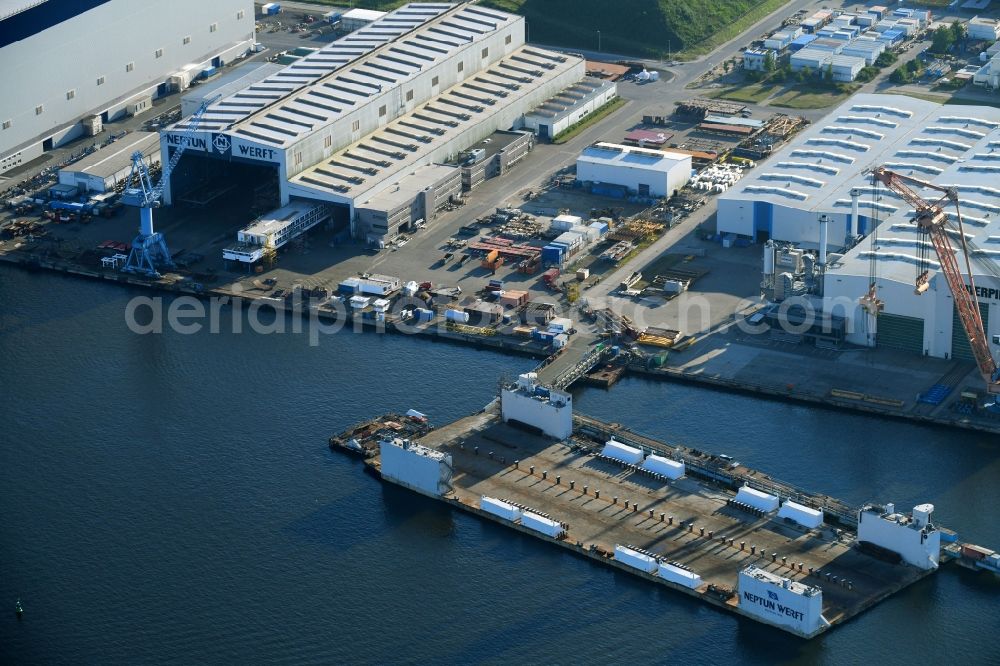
[{"x1": 120, "y1": 97, "x2": 217, "y2": 277}]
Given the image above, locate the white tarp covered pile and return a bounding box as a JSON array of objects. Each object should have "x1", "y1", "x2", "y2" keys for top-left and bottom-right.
[
  {"x1": 777, "y1": 500, "x2": 823, "y2": 529},
  {"x1": 602, "y1": 440, "x2": 644, "y2": 465},
  {"x1": 641, "y1": 454, "x2": 685, "y2": 479},
  {"x1": 521, "y1": 511, "x2": 564, "y2": 538},
  {"x1": 735, "y1": 485, "x2": 780, "y2": 513},
  {"x1": 658, "y1": 562, "x2": 702, "y2": 589},
  {"x1": 614, "y1": 545, "x2": 658, "y2": 573},
  {"x1": 480, "y1": 496, "x2": 522, "y2": 522}
]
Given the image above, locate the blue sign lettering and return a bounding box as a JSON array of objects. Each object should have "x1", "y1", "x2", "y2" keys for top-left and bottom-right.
[
  {"x1": 165, "y1": 134, "x2": 207, "y2": 150},
  {"x1": 742, "y1": 591, "x2": 805, "y2": 621},
  {"x1": 237, "y1": 144, "x2": 276, "y2": 161}
]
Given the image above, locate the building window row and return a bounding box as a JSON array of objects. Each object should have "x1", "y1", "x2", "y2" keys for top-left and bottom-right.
[
  {"x1": 2, "y1": 120, "x2": 11, "y2": 130},
  {"x1": 210, "y1": 22, "x2": 218, "y2": 33},
  {"x1": 66, "y1": 89, "x2": 75, "y2": 100},
  {"x1": 183, "y1": 36, "x2": 191, "y2": 45},
  {"x1": 352, "y1": 120, "x2": 360, "y2": 132},
  {"x1": 237, "y1": 9, "x2": 245, "y2": 19},
  {"x1": 155, "y1": 48, "x2": 163, "y2": 58},
  {"x1": 97, "y1": 75, "x2": 105, "y2": 86},
  {"x1": 35, "y1": 105, "x2": 43, "y2": 115},
  {"x1": 126, "y1": 62, "x2": 134, "y2": 72}
]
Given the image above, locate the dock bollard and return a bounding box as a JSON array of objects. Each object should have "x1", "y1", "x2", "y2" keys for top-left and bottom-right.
[
  {"x1": 624, "y1": 500, "x2": 629, "y2": 509},
  {"x1": 688, "y1": 524, "x2": 693, "y2": 533},
  {"x1": 595, "y1": 490, "x2": 600, "y2": 499},
  {"x1": 633, "y1": 504, "x2": 638, "y2": 513},
  {"x1": 708, "y1": 530, "x2": 714, "y2": 539},
  {"x1": 772, "y1": 553, "x2": 777, "y2": 563},
  {"x1": 825, "y1": 573, "x2": 831, "y2": 581},
  {"x1": 798, "y1": 563, "x2": 803, "y2": 572},
  {"x1": 514, "y1": 460, "x2": 519, "y2": 469},
  {"x1": 570, "y1": 480, "x2": 575, "y2": 490},
  {"x1": 583, "y1": 485, "x2": 588, "y2": 494},
  {"x1": 542, "y1": 470, "x2": 547, "y2": 480},
  {"x1": 488, "y1": 451, "x2": 493, "y2": 459},
  {"x1": 740, "y1": 541, "x2": 745, "y2": 551},
  {"x1": 649, "y1": 509, "x2": 654, "y2": 518},
  {"x1": 555, "y1": 475, "x2": 560, "y2": 485},
  {"x1": 700, "y1": 527, "x2": 705, "y2": 537},
  {"x1": 530, "y1": 465, "x2": 535, "y2": 475},
  {"x1": 668, "y1": 516, "x2": 674, "y2": 525},
  {"x1": 474, "y1": 446, "x2": 479, "y2": 455},
  {"x1": 750, "y1": 545, "x2": 756, "y2": 555},
  {"x1": 781, "y1": 556, "x2": 787, "y2": 566},
  {"x1": 613, "y1": 496, "x2": 618, "y2": 504},
  {"x1": 660, "y1": 513, "x2": 665, "y2": 522},
  {"x1": 848, "y1": 581, "x2": 853, "y2": 591},
  {"x1": 808, "y1": 567, "x2": 814, "y2": 575}
]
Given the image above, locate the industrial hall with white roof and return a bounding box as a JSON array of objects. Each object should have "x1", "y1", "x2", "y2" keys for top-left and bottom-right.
[
  {"x1": 717, "y1": 93, "x2": 1000, "y2": 362},
  {"x1": 161, "y1": 2, "x2": 590, "y2": 248}
]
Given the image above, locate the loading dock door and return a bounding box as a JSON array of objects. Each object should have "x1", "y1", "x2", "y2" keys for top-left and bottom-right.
[
  {"x1": 951, "y1": 301, "x2": 989, "y2": 362},
  {"x1": 877, "y1": 313, "x2": 924, "y2": 354}
]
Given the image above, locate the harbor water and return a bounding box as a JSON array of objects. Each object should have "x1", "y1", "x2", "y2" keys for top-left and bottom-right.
[{"x1": 1, "y1": 266, "x2": 998, "y2": 664}]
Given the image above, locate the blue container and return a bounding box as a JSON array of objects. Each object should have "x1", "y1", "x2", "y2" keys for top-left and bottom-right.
[{"x1": 542, "y1": 245, "x2": 564, "y2": 264}]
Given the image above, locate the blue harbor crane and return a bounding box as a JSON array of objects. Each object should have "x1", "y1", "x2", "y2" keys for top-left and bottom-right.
[{"x1": 120, "y1": 97, "x2": 217, "y2": 277}]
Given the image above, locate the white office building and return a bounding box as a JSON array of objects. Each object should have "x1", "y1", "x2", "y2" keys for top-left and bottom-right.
[{"x1": 576, "y1": 142, "x2": 692, "y2": 199}]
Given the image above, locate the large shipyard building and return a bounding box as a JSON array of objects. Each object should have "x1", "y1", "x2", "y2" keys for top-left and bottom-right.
[
  {"x1": 0, "y1": 0, "x2": 255, "y2": 174},
  {"x1": 160, "y1": 2, "x2": 585, "y2": 245},
  {"x1": 717, "y1": 93, "x2": 1000, "y2": 361}
]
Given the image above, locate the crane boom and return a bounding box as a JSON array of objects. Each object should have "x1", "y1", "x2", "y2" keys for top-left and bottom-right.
[
  {"x1": 119, "y1": 97, "x2": 218, "y2": 276},
  {"x1": 871, "y1": 166, "x2": 1000, "y2": 394}
]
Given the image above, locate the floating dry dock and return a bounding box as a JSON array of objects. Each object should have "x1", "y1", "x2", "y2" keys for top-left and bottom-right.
[{"x1": 326, "y1": 373, "x2": 993, "y2": 639}]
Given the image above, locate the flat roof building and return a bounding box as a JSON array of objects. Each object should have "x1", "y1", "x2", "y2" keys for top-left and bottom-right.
[
  {"x1": 57, "y1": 131, "x2": 160, "y2": 193},
  {"x1": 520, "y1": 78, "x2": 617, "y2": 140},
  {"x1": 576, "y1": 142, "x2": 692, "y2": 199}
]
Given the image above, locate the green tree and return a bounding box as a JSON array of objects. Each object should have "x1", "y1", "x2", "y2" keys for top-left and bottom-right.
[
  {"x1": 931, "y1": 26, "x2": 954, "y2": 54},
  {"x1": 764, "y1": 50, "x2": 776, "y2": 72},
  {"x1": 890, "y1": 66, "x2": 911, "y2": 84},
  {"x1": 798, "y1": 65, "x2": 811, "y2": 83},
  {"x1": 875, "y1": 51, "x2": 897, "y2": 67},
  {"x1": 950, "y1": 20, "x2": 964, "y2": 44},
  {"x1": 825, "y1": 63, "x2": 834, "y2": 82}
]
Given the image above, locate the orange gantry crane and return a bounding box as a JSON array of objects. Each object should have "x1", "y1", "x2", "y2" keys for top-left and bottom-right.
[{"x1": 868, "y1": 166, "x2": 1000, "y2": 394}]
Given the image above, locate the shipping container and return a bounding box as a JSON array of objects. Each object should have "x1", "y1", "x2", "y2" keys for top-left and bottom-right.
[{"x1": 962, "y1": 544, "x2": 994, "y2": 561}]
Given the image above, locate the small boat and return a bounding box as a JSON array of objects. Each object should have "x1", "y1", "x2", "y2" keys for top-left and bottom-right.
[{"x1": 15, "y1": 597, "x2": 23, "y2": 619}]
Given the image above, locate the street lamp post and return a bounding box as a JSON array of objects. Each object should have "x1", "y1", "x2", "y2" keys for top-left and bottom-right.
[{"x1": 597, "y1": 29, "x2": 601, "y2": 53}]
